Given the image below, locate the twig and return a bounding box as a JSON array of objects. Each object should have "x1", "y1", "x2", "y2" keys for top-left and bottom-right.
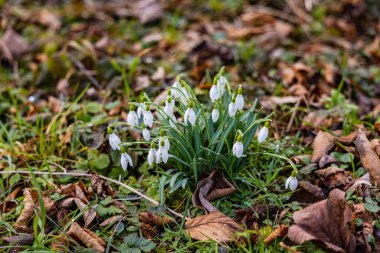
[{"x1": 0, "y1": 170, "x2": 188, "y2": 220}]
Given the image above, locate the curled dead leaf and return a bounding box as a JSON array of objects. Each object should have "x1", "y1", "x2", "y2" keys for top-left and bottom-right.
[
  {"x1": 263, "y1": 224, "x2": 288, "y2": 244},
  {"x1": 354, "y1": 129, "x2": 380, "y2": 186},
  {"x1": 185, "y1": 211, "x2": 242, "y2": 243},
  {"x1": 139, "y1": 212, "x2": 174, "y2": 227},
  {"x1": 192, "y1": 171, "x2": 236, "y2": 213},
  {"x1": 311, "y1": 131, "x2": 335, "y2": 163},
  {"x1": 68, "y1": 222, "x2": 105, "y2": 253},
  {"x1": 370, "y1": 139, "x2": 380, "y2": 157},
  {"x1": 314, "y1": 167, "x2": 351, "y2": 191},
  {"x1": 288, "y1": 189, "x2": 356, "y2": 253}
]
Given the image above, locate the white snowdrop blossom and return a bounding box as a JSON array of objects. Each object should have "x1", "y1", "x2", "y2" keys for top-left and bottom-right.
[
  {"x1": 210, "y1": 84, "x2": 220, "y2": 102},
  {"x1": 143, "y1": 106, "x2": 154, "y2": 128},
  {"x1": 285, "y1": 175, "x2": 298, "y2": 191},
  {"x1": 179, "y1": 83, "x2": 190, "y2": 106},
  {"x1": 235, "y1": 85, "x2": 244, "y2": 110},
  {"x1": 217, "y1": 75, "x2": 227, "y2": 95},
  {"x1": 108, "y1": 130, "x2": 121, "y2": 150},
  {"x1": 184, "y1": 102, "x2": 196, "y2": 126},
  {"x1": 258, "y1": 124, "x2": 269, "y2": 143},
  {"x1": 212, "y1": 108, "x2": 219, "y2": 123},
  {"x1": 159, "y1": 130, "x2": 170, "y2": 151},
  {"x1": 120, "y1": 150, "x2": 133, "y2": 171},
  {"x1": 127, "y1": 105, "x2": 139, "y2": 126},
  {"x1": 228, "y1": 96, "x2": 237, "y2": 117},
  {"x1": 232, "y1": 134, "x2": 244, "y2": 158},
  {"x1": 156, "y1": 141, "x2": 169, "y2": 163},
  {"x1": 171, "y1": 81, "x2": 180, "y2": 99},
  {"x1": 148, "y1": 145, "x2": 156, "y2": 166},
  {"x1": 164, "y1": 97, "x2": 175, "y2": 116},
  {"x1": 137, "y1": 99, "x2": 146, "y2": 118},
  {"x1": 142, "y1": 127, "x2": 150, "y2": 141}
]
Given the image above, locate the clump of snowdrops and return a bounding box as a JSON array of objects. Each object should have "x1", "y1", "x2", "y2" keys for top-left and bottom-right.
[{"x1": 108, "y1": 68, "x2": 298, "y2": 193}]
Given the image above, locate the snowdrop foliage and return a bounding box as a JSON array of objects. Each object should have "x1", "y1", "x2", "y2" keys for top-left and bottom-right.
[{"x1": 107, "y1": 68, "x2": 272, "y2": 183}]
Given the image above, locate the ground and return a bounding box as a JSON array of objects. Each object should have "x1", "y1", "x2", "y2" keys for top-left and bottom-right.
[{"x1": 0, "y1": 0, "x2": 380, "y2": 252}]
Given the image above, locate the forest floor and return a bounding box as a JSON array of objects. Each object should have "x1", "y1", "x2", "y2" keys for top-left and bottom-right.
[{"x1": 1, "y1": 0, "x2": 380, "y2": 252}]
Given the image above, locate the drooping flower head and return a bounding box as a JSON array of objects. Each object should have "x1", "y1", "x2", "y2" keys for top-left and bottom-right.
[
  {"x1": 108, "y1": 127, "x2": 121, "y2": 150},
  {"x1": 210, "y1": 83, "x2": 220, "y2": 102},
  {"x1": 212, "y1": 104, "x2": 219, "y2": 123},
  {"x1": 141, "y1": 123, "x2": 150, "y2": 141},
  {"x1": 217, "y1": 68, "x2": 227, "y2": 95},
  {"x1": 258, "y1": 122, "x2": 269, "y2": 143},
  {"x1": 184, "y1": 101, "x2": 196, "y2": 126},
  {"x1": 127, "y1": 104, "x2": 139, "y2": 126},
  {"x1": 120, "y1": 146, "x2": 133, "y2": 171},
  {"x1": 232, "y1": 133, "x2": 244, "y2": 158},
  {"x1": 148, "y1": 142, "x2": 156, "y2": 166},
  {"x1": 156, "y1": 140, "x2": 169, "y2": 163},
  {"x1": 285, "y1": 171, "x2": 298, "y2": 191},
  {"x1": 228, "y1": 95, "x2": 237, "y2": 117},
  {"x1": 236, "y1": 85, "x2": 244, "y2": 110},
  {"x1": 159, "y1": 129, "x2": 170, "y2": 151},
  {"x1": 143, "y1": 104, "x2": 154, "y2": 128},
  {"x1": 137, "y1": 96, "x2": 147, "y2": 118}
]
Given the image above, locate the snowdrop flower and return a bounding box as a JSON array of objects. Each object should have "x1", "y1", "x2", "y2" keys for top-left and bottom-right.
[
  {"x1": 137, "y1": 97, "x2": 146, "y2": 118},
  {"x1": 285, "y1": 173, "x2": 298, "y2": 191},
  {"x1": 148, "y1": 143, "x2": 156, "y2": 166},
  {"x1": 235, "y1": 85, "x2": 244, "y2": 110},
  {"x1": 228, "y1": 96, "x2": 237, "y2": 117},
  {"x1": 217, "y1": 75, "x2": 227, "y2": 95},
  {"x1": 159, "y1": 130, "x2": 170, "y2": 151},
  {"x1": 184, "y1": 101, "x2": 196, "y2": 126},
  {"x1": 210, "y1": 84, "x2": 220, "y2": 102},
  {"x1": 143, "y1": 105, "x2": 154, "y2": 128},
  {"x1": 164, "y1": 96, "x2": 175, "y2": 116},
  {"x1": 127, "y1": 105, "x2": 139, "y2": 126},
  {"x1": 171, "y1": 80, "x2": 180, "y2": 99},
  {"x1": 156, "y1": 140, "x2": 169, "y2": 163},
  {"x1": 108, "y1": 128, "x2": 121, "y2": 150},
  {"x1": 178, "y1": 82, "x2": 190, "y2": 106},
  {"x1": 232, "y1": 134, "x2": 244, "y2": 158},
  {"x1": 142, "y1": 124, "x2": 150, "y2": 141},
  {"x1": 212, "y1": 107, "x2": 219, "y2": 123},
  {"x1": 120, "y1": 147, "x2": 133, "y2": 171},
  {"x1": 258, "y1": 123, "x2": 269, "y2": 143}
]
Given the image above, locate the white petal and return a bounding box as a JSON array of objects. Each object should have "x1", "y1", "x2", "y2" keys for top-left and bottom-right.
[
  {"x1": 184, "y1": 109, "x2": 190, "y2": 125},
  {"x1": 162, "y1": 149, "x2": 169, "y2": 163},
  {"x1": 142, "y1": 129, "x2": 150, "y2": 141},
  {"x1": 120, "y1": 153, "x2": 129, "y2": 171},
  {"x1": 236, "y1": 95, "x2": 244, "y2": 110},
  {"x1": 285, "y1": 176, "x2": 291, "y2": 189},
  {"x1": 228, "y1": 102, "x2": 237, "y2": 117},
  {"x1": 127, "y1": 111, "x2": 138, "y2": 125},
  {"x1": 172, "y1": 81, "x2": 180, "y2": 98},
  {"x1": 289, "y1": 177, "x2": 298, "y2": 191},
  {"x1": 164, "y1": 102, "x2": 174, "y2": 115},
  {"x1": 258, "y1": 126, "x2": 269, "y2": 143},
  {"x1": 143, "y1": 111, "x2": 154, "y2": 128},
  {"x1": 109, "y1": 133, "x2": 121, "y2": 150},
  {"x1": 164, "y1": 138, "x2": 170, "y2": 151},
  {"x1": 233, "y1": 141, "x2": 243, "y2": 158},
  {"x1": 156, "y1": 148, "x2": 162, "y2": 163},
  {"x1": 188, "y1": 109, "x2": 196, "y2": 125},
  {"x1": 210, "y1": 85, "x2": 220, "y2": 102},
  {"x1": 212, "y1": 109, "x2": 219, "y2": 123},
  {"x1": 217, "y1": 76, "x2": 226, "y2": 95},
  {"x1": 148, "y1": 149, "x2": 155, "y2": 166}
]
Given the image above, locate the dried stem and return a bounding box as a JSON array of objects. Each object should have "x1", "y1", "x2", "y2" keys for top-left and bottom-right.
[{"x1": 0, "y1": 170, "x2": 188, "y2": 220}]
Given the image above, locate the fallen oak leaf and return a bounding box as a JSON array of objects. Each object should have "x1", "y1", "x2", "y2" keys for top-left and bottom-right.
[
  {"x1": 314, "y1": 167, "x2": 351, "y2": 191},
  {"x1": 354, "y1": 129, "x2": 380, "y2": 186},
  {"x1": 185, "y1": 211, "x2": 242, "y2": 243},
  {"x1": 68, "y1": 222, "x2": 105, "y2": 253},
  {"x1": 192, "y1": 170, "x2": 236, "y2": 213},
  {"x1": 288, "y1": 189, "x2": 356, "y2": 253},
  {"x1": 139, "y1": 212, "x2": 174, "y2": 227},
  {"x1": 311, "y1": 131, "x2": 335, "y2": 163}
]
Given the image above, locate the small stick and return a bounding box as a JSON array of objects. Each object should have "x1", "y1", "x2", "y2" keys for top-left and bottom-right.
[{"x1": 0, "y1": 170, "x2": 188, "y2": 220}]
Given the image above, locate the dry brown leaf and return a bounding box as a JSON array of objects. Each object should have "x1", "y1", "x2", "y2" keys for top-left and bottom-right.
[
  {"x1": 288, "y1": 189, "x2": 356, "y2": 253},
  {"x1": 132, "y1": 0, "x2": 162, "y2": 24},
  {"x1": 0, "y1": 28, "x2": 29, "y2": 61},
  {"x1": 260, "y1": 96, "x2": 299, "y2": 109},
  {"x1": 311, "y1": 131, "x2": 335, "y2": 163},
  {"x1": 185, "y1": 211, "x2": 242, "y2": 243},
  {"x1": 139, "y1": 212, "x2": 174, "y2": 227},
  {"x1": 4, "y1": 234, "x2": 34, "y2": 248},
  {"x1": 370, "y1": 139, "x2": 380, "y2": 157},
  {"x1": 354, "y1": 129, "x2": 380, "y2": 186},
  {"x1": 345, "y1": 173, "x2": 371, "y2": 194},
  {"x1": 68, "y1": 222, "x2": 105, "y2": 253},
  {"x1": 91, "y1": 174, "x2": 116, "y2": 198},
  {"x1": 298, "y1": 180, "x2": 325, "y2": 199},
  {"x1": 263, "y1": 224, "x2": 288, "y2": 244},
  {"x1": 337, "y1": 131, "x2": 358, "y2": 145},
  {"x1": 48, "y1": 96, "x2": 62, "y2": 114},
  {"x1": 315, "y1": 167, "x2": 351, "y2": 191},
  {"x1": 235, "y1": 205, "x2": 278, "y2": 229},
  {"x1": 192, "y1": 170, "x2": 236, "y2": 212},
  {"x1": 15, "y1": 189, "x2": 36, "y2": 231},
  {"x1": 99, "y1": 215, "x2": 123, "y2": 228}
]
